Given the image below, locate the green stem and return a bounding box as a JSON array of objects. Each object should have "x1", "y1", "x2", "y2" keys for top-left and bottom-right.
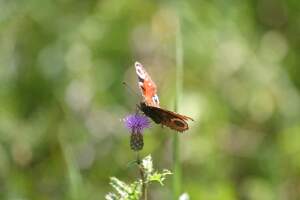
[
  {"x1": 173, "y1": 14, "x2": 183, "y2": 199},
  {"x1": 59, "y1": 135, "x2": 83, "y2": 200},
  {"x1": 172, "y1": 134, "x2": 180, "y2": 199},
  {"x1": 137, "y1": 152, "x2": 147, "y2": 200}
]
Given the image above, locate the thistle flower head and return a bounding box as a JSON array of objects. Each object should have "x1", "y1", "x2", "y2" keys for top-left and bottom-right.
[
  {"x1": 123, "y1": 114, "x2": 150, "y2": 151},
  {"x1": 124, "y1": 114, "x2": 150, "y2": 134}
]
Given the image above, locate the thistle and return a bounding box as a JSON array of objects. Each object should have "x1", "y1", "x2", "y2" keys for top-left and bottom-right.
[{"x1": 124, "y1": 114, "x2": 150, "y2": 151}]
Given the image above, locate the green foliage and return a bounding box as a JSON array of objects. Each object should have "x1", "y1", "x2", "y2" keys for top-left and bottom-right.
[
  {"x1": 105, "y1": 155, "x2": 171, "y2": 200},
  {"x1": 148, "y1": 169, "x2": 172, "y2": 186},
  {"x1": 105, "y1": 178, "x2": 141, "y2": 200},
  {"x1": 142, "y1": 155, "x2": 172, "y2": 185},
  {"x1": 1, "y1": 0, "x2": 300, "y2": 199}
]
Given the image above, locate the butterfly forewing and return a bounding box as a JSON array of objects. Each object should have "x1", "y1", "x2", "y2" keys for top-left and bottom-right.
[{"x1": 135, "y1": 62, "x2": 160, "y2": 107}]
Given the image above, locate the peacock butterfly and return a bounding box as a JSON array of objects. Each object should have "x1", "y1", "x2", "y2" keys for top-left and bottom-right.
[{"x1": 134, "y1": 62, "x2": 193, "y2": 132}]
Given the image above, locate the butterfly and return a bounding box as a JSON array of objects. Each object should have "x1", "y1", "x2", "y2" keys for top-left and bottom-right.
[{"x1": 135, "y1": 61, "x2": 193, "y2": 132}]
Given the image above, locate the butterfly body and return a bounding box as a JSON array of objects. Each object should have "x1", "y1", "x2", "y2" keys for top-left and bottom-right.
[{"x1": 135, "y1": 62, "x2": 193, "y2": 132}]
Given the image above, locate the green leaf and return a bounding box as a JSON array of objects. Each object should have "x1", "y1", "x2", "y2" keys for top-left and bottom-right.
[
  {"x1": 148, "y1": 169, "x2": 172, "y2": 185},
  {"x1": 107, "y1": 177, "x2": 142, "y2": 200}
]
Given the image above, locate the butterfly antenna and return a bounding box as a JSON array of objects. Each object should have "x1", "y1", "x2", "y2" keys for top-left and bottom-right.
[
  {"x1": 122, "y1": 82, "x2": 140, "y2": 98},
  {"x1": 123, "y1": 81, "x2": 142, "y2": 112}
]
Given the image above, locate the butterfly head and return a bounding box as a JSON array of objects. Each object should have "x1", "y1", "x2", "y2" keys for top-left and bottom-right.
[{"x1": 139, "y1": 102, "x2": 149, "y2": 113}]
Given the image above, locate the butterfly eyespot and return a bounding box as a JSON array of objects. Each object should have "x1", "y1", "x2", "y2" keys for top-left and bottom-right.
[
  {"x1": 152, "y1": 95, "x2": 159, "y2": 104},
  {"x1": 172, "y1": 119, "x2": 185, "y2": 128}
]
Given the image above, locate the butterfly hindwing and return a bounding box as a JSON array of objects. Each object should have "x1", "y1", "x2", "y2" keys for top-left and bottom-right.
[{"x1": 139, "y1": 103, "x2": 193, "y2": 132}]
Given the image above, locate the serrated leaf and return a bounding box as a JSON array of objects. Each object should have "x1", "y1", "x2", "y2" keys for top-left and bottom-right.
[
  {"x1": 147, "y1": 169, "x2": 172, "y2": 185},
  {"x1": 105, "y1": 192, "x2": 119, "y2": 200},
  {"x1": 110, "y1": 177, "x2": 132, "y2": 197},
  {"x1": 106, "y1": 177, "x2": 142, "y2": 200}
]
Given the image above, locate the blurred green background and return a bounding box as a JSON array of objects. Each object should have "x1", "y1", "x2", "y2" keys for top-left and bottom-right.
[{"x1": 1, "y1": 0, "x2": 300, "y2": 199}]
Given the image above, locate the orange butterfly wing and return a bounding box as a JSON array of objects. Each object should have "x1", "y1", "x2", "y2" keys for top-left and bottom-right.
[{"x1": 135, "y1": 62, "x2": 160, "y2": 107}]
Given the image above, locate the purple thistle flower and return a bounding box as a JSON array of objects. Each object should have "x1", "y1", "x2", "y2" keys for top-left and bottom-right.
[
  {"x1": 124, "y1": 114, "x2": 150, "y2": 134},
  {"x1": 123, "y1": 114, "x2": 150, "y2": 151}
]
